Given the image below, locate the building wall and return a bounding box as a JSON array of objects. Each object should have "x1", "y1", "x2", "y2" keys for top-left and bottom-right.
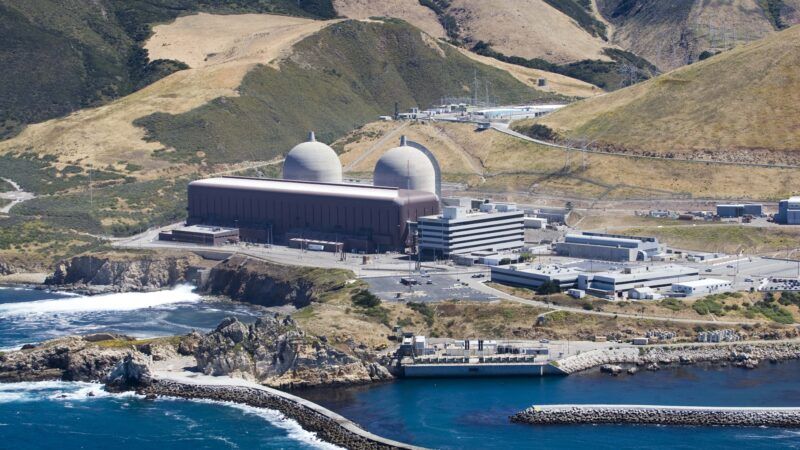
[
  {"x1": 490, "y1": 267, "x2": 579, "y2": 290},
  {"x1": 418, "y1": 211, "x2": 524, "y2": 257},
  {"x1": 187, "y1": 181, "x2": 439, "y2": 251},
  {"x1": 554, "y1": 242, "x2": 636, "y2": 262}
]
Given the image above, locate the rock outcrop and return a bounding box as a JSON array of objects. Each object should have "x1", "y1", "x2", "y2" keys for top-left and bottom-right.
[
  {"x1": 202, "y1": 256, "x2": 353, "y2": 308},
  {"x1": 105, "y1": 352, "x2": 154, "y2": 389},
  {"x1": 45, "y1": 252, "x2": 205, "y2": 292},
  {"x1": 195, "y1": 315, "x2": 391, "y2": 389},
  {"x1": 0, "y1": 336, "x2": 131, "y2": 382}
]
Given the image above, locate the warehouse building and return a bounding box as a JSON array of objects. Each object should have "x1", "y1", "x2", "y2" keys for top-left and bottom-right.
[
  {"x1": 555, "y1": 232, "x2": 663, "y2": 262},
  {"x1": 579, "y1": 265, "x2": 700, "y2": 298},
  {"x1": 417, "y1": 203, "x2": 525, "y2": 258},
  {"x1": 490, "y1": 264, "x2": 581, "y2": 291},
  {"x1": 716, "y1": 204, "x2": 763, "y2": 218},
  {"x1": 183, "y1": 133, "x2": 440, "y2": 252},
  {"x1": 776, "y1": 197, "x2": 800, "y2": 224},
  {"x1": 671, "y1": 278, "x2": 732, "y2": 296},
  {"x1": 158, "y1": 225, "x2": 239, "y2": 246}
]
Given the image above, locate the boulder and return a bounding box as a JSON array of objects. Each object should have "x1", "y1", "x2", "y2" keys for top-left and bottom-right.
[{"x1": 105, "y1": 352, "x2": 153, "y2": 389}]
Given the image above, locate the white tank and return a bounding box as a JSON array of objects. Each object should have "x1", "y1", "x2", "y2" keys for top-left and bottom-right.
[
  {"x1": 282, "y1": 131, "x2": 342, "y2": 183},
  {"x1": 373, "y1": 136, "x2": 436, "y2": 194}
]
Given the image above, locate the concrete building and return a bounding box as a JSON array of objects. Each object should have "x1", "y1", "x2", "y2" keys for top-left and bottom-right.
[
  {"x1": 282, "y1": 132, "x2": 342, "y2": 184},
  {"x1": 373, "y1": 136, "x2": 437, "y2": 195},
  {"x1": 671, "y1": 278, "x2": 732, "y2": 296},
  {"x1": 527, "y1": 207, "x2": 570, "y2": 225},
  {"x1": 555, "y1": 232, "x2": 663, "y2": 262},
  {"x1": 580, "y1": 265, "x2": 699, "y2": 298},
  {"x1": 417, "y1": 204, "x2": 525, "y2": 258},
  {"x1": 158, "y1": 225, "x2": 239, "y2": 246},
  {"x1": 776, "y1": 197, "x2": 800, "y2": 224},
  {"x1": 524, "y1": 217, "x2": 547, "y2": 229},
  {"x1": 186, "y1": 177, "x2": 438, "y2": 252},
  {"x1": 717, "y1": 204, "x2": 763, "y2": 218},
  {"x1": 490, "y1": 264, "x2": 581, "y2": 291}
]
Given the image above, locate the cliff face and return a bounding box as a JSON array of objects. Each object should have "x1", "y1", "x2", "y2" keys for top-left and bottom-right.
[
  {"x1": 203, "y1": 256, "x2": 353, "y2": 308},
  {"x1": 45, "y1": 252, "x2": 205, "y2": 292},
  {"x1": 195, "y1": 315, "x2": 391, "y2": 389}
]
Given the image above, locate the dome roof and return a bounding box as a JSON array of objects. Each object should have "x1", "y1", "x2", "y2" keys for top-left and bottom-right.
[
  {"x1": 282, "y1": 131, "x2": 342, "y2": 183},
  {"x1": 373, "y1": 136, "x2": 436, "y2": 194}
]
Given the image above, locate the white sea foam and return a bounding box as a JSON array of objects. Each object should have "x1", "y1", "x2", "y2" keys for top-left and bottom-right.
[
  {"x1": 0, "y1": 285, "x2": 201, "y2": 316},
  {"x1": 0, "y1": 381, "x2": 137, "y2": 403},
  {"x1": 172, "y1": 397, "x2": 345, "y2": 450}
]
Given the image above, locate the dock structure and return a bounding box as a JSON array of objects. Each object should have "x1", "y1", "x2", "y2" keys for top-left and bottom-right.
[{"x1": 512, "y1": 405, "x2": 800, "y2": 427}]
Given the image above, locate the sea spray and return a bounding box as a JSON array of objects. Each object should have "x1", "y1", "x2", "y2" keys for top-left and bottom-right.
[{"x1": 0, "y1": 285, "x2": 201, "y2": 316}]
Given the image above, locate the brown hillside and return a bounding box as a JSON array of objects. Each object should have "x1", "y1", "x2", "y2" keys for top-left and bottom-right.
[
  {"x1": 332, "y1": 0, "x2": 446, "y2": 37},
  {"x1": 527, "y1": 25, "x2": 800, "y2": 164},
  {"x1": 446, "y1": 0, "x2": 614, "y2": 64}
]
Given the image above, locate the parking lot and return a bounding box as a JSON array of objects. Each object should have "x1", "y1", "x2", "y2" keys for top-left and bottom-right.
[{"x1": 362, "y1": 271, "x2": 498, "y2": 302}]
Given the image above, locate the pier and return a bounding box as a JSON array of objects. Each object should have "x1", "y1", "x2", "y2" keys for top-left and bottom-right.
[{"x1": 512, "y1": 404, "x2": 800, "y2": 427}]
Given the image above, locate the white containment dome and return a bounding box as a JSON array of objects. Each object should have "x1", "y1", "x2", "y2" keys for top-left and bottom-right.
[
  {"x1": 373, "y1": 136, "x2": 437, "y2": 195},
  {"x1": 282, "y1": 131, "x2": 343, "y2": 183}
]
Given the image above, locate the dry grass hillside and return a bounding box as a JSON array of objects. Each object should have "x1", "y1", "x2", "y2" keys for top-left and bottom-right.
[
  {"x1": 332, "y1": 0, "x2": 446, "y2": 37},
  {"x1": 446, "y1": 0, "x2": 614, "y2": 63},
  {"x1": 337, "y1": 121, "x2": 800, "y2": 200},
  {"x1": 0, "y1": 13, "x2": 331, "y2": 174},
  {"x1": 455, "y1": 49, "x2": 602, "y2": 98},
  {"x1": 598, "y1": 0, "x2": 800, "y2": 70},
  {"x1": 526, "y1": 25, "x2": 800, "y2": 165}
]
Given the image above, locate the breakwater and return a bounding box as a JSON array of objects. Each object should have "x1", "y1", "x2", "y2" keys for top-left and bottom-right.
[
  {"x1": 555, "y1": 342, "x2": 800, "y2": 374},
  {"x1": 511, "y1": 405, "x2": 800, "y2": 427},
  {"x1": 142, "y1": 377, "x2": 424, "y2": 450}
]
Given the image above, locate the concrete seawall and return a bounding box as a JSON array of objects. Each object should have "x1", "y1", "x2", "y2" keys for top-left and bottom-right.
[
  {"x1": 143, "y1": 374, "x2": 424, "y2": 450},
  {"x1": 512, "y1": 405, "x2": 800, "y2": 427}
]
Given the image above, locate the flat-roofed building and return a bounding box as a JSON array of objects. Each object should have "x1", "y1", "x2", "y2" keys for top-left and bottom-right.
[
  {"x1": 417, "y1": 205, "x2": 524, "y2": 258},
  {"x1": 490, "y1": 264, "x2": 581, "y2": 291},
  {"x1": 579, "y1": 265, "x2": 699, "y2": 298},
  {"x1": 672, "y1": 278, "x2": 732, "y2": 296},
  {"x1": 158, "y1": 225, "x2": 239, "y2": 246},
  {"x1": 776, "y1": 197, "x2": 800, "y2": 224},
  {"x1": 187, "y1": 177, "x2": 439, "y2": 252},
  {"x1": 555, "y1": 232, "x2": 663, "y2": 262}
]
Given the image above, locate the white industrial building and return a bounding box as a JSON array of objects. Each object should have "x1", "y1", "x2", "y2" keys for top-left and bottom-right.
[
  {"x1": 490, "y1": 264, "x2": 582, "y2": 291},
  {"x1": 671, "y1": 278, "x2": 732, "y2": 296},
  {"x1": 555, "y1": 232, "x2": 664, "y2": 262},
  {"x1": 524, "y1": 217, "x2": 547, "y2": 229},
  {"x1": 491, "y1": 263, "x2": 700, "y2": 298},
  {"x1": 417, "y1": 203, "x2": 525, "y2": 258},
  {"x1": 580, "y1": 265, "x2": 699, "y2": 298}
]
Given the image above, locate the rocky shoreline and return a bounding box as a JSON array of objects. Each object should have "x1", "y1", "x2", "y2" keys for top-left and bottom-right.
[
  {"x1": 141, "y1": 377, "x2": 423, "y2": 450},
  {"x1": 511, "y1": 405, "x2": 800, "y2": 427},
  {"x1": 555, "y1": 342, "x2": 800, "y2": 374}
]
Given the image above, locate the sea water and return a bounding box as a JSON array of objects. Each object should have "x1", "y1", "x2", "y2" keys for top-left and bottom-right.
[
  {"x1": 302, "y1": 363, "x2": 800, "y2": 449},
  {"x1": 3, "y1": 286, "x2": 800, "y2": 449}
]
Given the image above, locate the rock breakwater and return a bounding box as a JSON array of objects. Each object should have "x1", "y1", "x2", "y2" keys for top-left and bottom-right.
[
  {"x1": 512, "y1": 405, "x2": 800, "y2": 427},
  {"x1": 142, "y1": 378, "x2": 423, "y2": 450},
  {"x1": 555, "y1": 342, "x2": 800, "y2": 374}
]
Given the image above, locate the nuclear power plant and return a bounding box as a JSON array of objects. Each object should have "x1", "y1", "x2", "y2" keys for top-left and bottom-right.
[{"x1": 180, "y1": 132, "x2": 441, "y2": 252}]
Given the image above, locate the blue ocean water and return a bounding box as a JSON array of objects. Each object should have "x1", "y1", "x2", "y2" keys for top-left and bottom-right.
[
  {"x1": 302, "y1": 364, "x2": 800, "y2": 449},
  {"x1": 3, "y1": 286, "x2": 800, "y2": 449},
  {"x1": 0, "y1": 381, "x2": 337, "y2": 450}
]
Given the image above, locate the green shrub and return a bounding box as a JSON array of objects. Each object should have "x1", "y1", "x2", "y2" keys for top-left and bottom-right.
[{"x1": 352, "y1": 289, "x2": 381, "y2": 308}]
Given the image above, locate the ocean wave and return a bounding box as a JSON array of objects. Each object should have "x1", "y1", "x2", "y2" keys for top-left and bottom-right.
[
  {"x1": 0, "y1": 381, "x2": 136, "y2": 403},
  {"x1": 171, "y1": 397, "x2": 345, "y2": 450},
  {"x1": 0, "y1": 285, "x2": 201, "y2": 316}
]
